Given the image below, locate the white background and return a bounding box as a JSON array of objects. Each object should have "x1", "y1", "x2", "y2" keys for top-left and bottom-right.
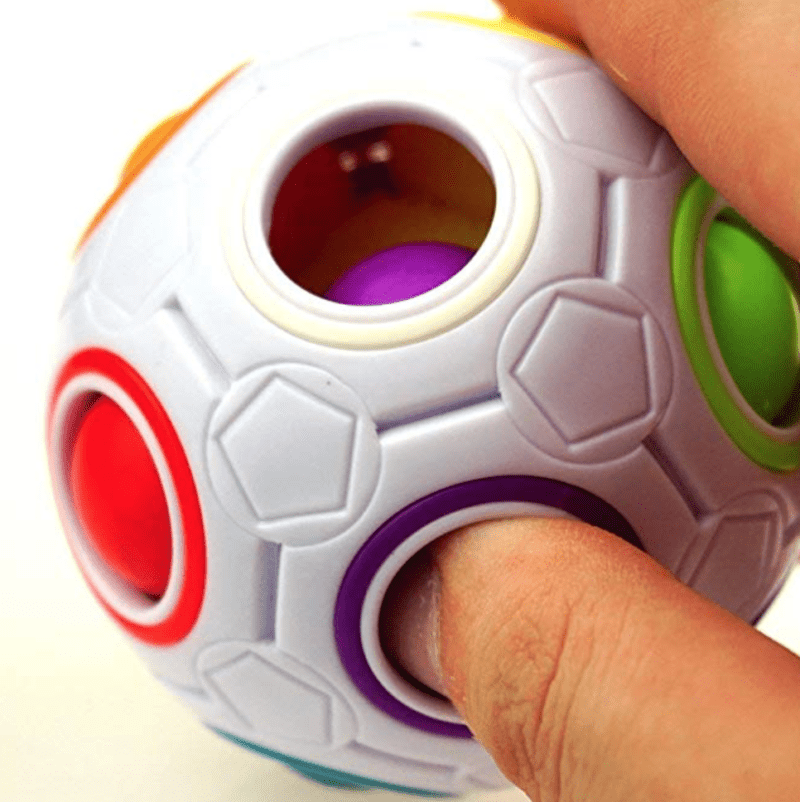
[{"x1": 2, "y1": 0, "x2": 798, "y2": 800}]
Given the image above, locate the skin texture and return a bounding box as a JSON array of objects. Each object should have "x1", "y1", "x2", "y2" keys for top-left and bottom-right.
[
  {"x1": 381, "y1": 7, "x2": 800, "y2": 797},
  {"x1": 427, "y1": 520, "x2": 800, "y2": 801},
  {"x1": 500, "y1": 0, "x2": 800, "y2": 264}
]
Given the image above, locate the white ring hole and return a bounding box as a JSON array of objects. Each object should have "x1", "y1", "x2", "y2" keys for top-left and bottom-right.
[{"x1": 231, "y1": 90, "x2": 538, "y2": 347}]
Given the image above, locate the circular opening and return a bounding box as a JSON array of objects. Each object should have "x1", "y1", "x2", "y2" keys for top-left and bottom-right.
[
  {"x1": 48, "y1": 349, "x2": 207, "y2": 644},
  {"x1": 335, "y1": 477, "x2": 641, "y2": 737},
  {"x1": 671, "y1": 176, "x2": 800, "y2": 471},
  {"x1": 69, "y1": 394, "x2": 173, "y2": 600},
  {"x1": 704, "y1": 208, "x2": 800, "y2": 427},
  {"x1": 267, "y1": 123, "x2": 495, "y2": 305}
]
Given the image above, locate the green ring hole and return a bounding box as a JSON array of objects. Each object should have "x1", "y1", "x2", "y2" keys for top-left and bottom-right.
[
  {"x1": 705, "y1": 207, "x2": 800, "y2": 426},
  {"x1": 671, "y1": 176, "x2": 800, "y2": 471}
]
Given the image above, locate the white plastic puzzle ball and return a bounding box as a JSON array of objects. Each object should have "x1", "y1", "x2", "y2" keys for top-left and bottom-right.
[{"x1": 47, "y1": 14, "x2": 800, "y2": 796}]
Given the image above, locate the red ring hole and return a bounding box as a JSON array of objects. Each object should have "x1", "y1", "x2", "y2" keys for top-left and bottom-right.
[{"x1": 69, "y1": 395, "x2": 172, "y2": 599}]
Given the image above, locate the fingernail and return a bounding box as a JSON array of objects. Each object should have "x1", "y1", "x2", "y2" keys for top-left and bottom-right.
[{"x1": 379, "y1": 547, "x2": 448, "y2": 698}]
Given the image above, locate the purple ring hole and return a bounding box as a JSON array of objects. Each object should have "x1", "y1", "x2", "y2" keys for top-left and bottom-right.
[{"x1": 334, "y1": 476, "x2": 642, "y2": 738}]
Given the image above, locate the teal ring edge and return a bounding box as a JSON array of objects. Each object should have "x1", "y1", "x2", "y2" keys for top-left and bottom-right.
[{"x1": 211, "y1": 728, "x2": 453, "y2": 797}]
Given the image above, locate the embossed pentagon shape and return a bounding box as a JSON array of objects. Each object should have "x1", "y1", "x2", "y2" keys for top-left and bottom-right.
[
  {"x1": 498, "y1": 279, "x2": 672, "y2": 462},
  {"x1": 197, "y1": 643, "x2": 358, "y2": 749},
  {"x1": 692, "y1": 493, "x2": 784, "y2": 619},
  {"x1": 207, "y1": 364, "x2": 380, "y2": 545},
  {"x1": 207, "y1": 652, "x2": 334, "y2": 744},
  {"x1": 518, "y1": 59, "x2": 677, "y2": 176},
  {"x1": 220, "y1": 376, "x2": 355, "y2": 520},
  {"x1": 515, "y1": 297, "x2": 650, "y2": 443}
]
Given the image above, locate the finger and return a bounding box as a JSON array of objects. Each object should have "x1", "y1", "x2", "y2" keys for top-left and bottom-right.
[
  {"x1": 386, "y1": 518, "x2": 800, "y2": 801},
  {"x1": 498, "y1": 0, "x2": 800, "y2": 263}
]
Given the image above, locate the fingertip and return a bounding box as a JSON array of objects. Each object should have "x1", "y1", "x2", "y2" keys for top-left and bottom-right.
[
  {"x1": 382, "y1": 516, "x2": 628, "y2": 709},
  {"x1": 405, "y1": 517, "x2": 800, "y2": 798},
  {"x1": 499, "y1": 0, "x2": 800, "y2": 263}
]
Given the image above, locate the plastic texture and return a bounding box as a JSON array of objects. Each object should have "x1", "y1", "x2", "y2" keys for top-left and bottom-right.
[
  {"x1": 69, "y1": 395, "x2": 172, "y2": 598},
  {"x1": 324, "y1": 242, "x2": 475, "y2": 305},
  {"x1": 47, "y1": 15, "x2": 800, "y2": 797},
  {"x1": 704, "y1": 210, "x2": 800, "y2": 424}
]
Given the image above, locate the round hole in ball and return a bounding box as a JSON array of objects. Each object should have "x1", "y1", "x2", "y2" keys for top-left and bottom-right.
[
  {"x1": 268, "y1": 123, "x2": 495, "y2": 304},
  {"x1": 704, "y1": 208, "x2": 800, "y2": 427},
  {"x1": 69, "y1": 395, "x2": 172, "y2": 600}
]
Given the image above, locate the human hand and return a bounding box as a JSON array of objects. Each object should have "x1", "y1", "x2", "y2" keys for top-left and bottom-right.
[
  {"x1": 384, "y1": 517, "x2": 800, "y2": 800},
  {"x1": 382, "y1": 4, "x2": 800, "y2": 799},
  {"x1": 500, "y1": 0, "x2": 800, "y2": 266}
]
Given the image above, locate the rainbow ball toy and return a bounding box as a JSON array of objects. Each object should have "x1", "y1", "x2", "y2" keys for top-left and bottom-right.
[{"x1": 47, "y1": 14, "x2": 800, "y2": 796}]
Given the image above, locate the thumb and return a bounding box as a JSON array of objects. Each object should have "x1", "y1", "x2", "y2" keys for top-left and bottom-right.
[
  {"x1": 497, "y1": 0, "x2": 800, "y2": 263},
  {"x1": 384, "y1": 518, "x2": 800, "y2": 801}
]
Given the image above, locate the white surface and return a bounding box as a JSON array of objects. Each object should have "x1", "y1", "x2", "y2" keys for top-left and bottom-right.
[{"x1": 1, "y1": 1, "x2": 798, "y2": 800}]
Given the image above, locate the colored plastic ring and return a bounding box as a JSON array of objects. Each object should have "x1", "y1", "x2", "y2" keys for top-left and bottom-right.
[
  {"x1": 334, "y1": 476, "x2": 640, "y2": 736},
  {"x1": 48, "y1": 349, "x2": 206, "y2": 644},
  {"x1": 671, "y1": 175, "x2": 800, "y2": 472}
]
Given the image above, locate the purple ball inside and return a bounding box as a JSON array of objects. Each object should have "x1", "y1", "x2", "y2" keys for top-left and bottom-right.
[{"x1": 323, "y1": 242, "x2": 475, "y2": 305}]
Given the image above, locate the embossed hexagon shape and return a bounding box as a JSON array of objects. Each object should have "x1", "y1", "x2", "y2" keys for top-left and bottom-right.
[
  {"x1": 498, "y1": 279, "x2": 672, "y2": 463},
  {"x1": 517, "y1": 58, "x2": 678, "y2": 177},
  {"x1": 207, "y1": 364, "x2": 380, "y2": 545},
  {"x1": 91, "y1": 179, "x2": 190, "y2": 320},
  {"x1": 692, "y1": 492, "x2": 785, "y2": 619}
]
